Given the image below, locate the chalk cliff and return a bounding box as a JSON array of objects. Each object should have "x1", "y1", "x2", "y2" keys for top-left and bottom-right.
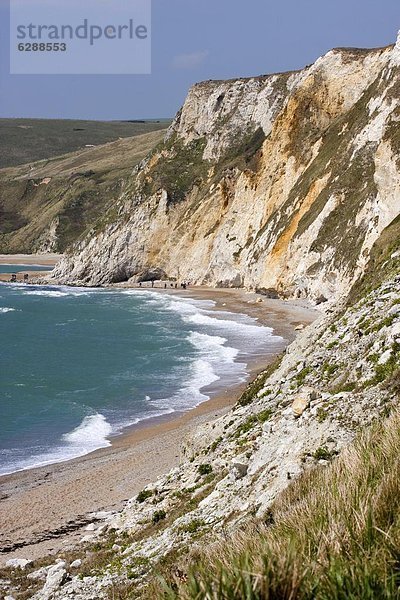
[
  {"x1": 52, "y1": 37, "x2": 400, "y2": 303},
  {"x1": 1, "y1": 36, "x2": 400, "y2": 600}
]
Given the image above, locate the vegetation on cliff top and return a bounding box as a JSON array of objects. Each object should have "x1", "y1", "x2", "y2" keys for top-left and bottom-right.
[{"x1": 0, "y1": 118, "x2": 169, "y2": 169}]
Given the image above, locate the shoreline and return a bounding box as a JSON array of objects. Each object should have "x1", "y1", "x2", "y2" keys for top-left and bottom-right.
[
  {"x1": 0, "y1": 254, "x2": 61, "y2": 282},
  {"x1": 0, "y1": 253, "x2": 62, "y2": 266},
  {"x1": 0, "y1": 383, "x2": 244, "y2": 564},
  {"x1": 0, "y1": 276, "x2": 319, "y2": 565}
]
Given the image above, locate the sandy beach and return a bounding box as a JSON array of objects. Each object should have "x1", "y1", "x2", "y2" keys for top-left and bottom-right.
[
  {"x1": 0, "y1": 254, "x2": 61, "y2": 282},
  {"x1": 0, "y1": 254, "x2": 62, "y2": 266},
  {"x1": 0, "y1": 279, "x2": 319, "y2": 565}
]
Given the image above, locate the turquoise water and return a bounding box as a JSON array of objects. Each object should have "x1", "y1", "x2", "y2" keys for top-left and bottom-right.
[
  {"x1": 0, "y1": 265, "x2": 53, "y2": 273},
  {"x1": 0, "y1": 283, "x2": 284, "y2": 476}
]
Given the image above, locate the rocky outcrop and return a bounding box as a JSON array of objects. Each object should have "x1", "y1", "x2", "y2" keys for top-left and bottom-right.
[{"x1": 51, "y1": 38, "x2": 400, "y2": 304}]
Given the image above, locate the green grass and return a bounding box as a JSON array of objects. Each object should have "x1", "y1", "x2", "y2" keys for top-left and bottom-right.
[
  {"x1": 367, "y1": 315, "x2": 396, "y2": 334},
  {"x1": 142, "y1": 137, "x2": 208, "y2": 205},
  {"x1": 347, "y1": 214, "x2": 400, "y2": 306},
  {"x1": 0, "y1": 118, "x2": 170, "y2": 169},
  {"x1": 333, "y1": 381, "x2": 357, "y2": 393},
  {"x1": 313, "y1": 446, "x2": 337, "y2": 461},
  {"x1": 178, "y1": 519, "x2": 206, "y2": 534},
  {"x1": 234, "y1": 409, "x2": 273, "y2": 439},
  {"x1": 296, "y1": 366, "x2": 312, "y2": 385},
  {"x1": 150, "y1": 407, "x2": 400, "y2": 599},
  {"x1": 316, "y1": 407, "x2": 328, "y2": 423},
  {"x1": 370, "y1": 343, "x2": 400, "y2": 385},
  {"x1": 217, "y1": 127, "x2": 266, "y2": 173},
  {"x1": 0, "y1": 127, "x2": 166, "y2": 253},
  {"x1": 326, "y1": 341, "x2": 339, "y2": 350},
  {"x1": 210, "y1": 437, "x2": 223, "y2": 452},
  {"x1": 237, "y1": 357, "x2": 283, "y2": 407},
  {"x1": 322, "y1": 362, "x2": 340, "y2": 378}
]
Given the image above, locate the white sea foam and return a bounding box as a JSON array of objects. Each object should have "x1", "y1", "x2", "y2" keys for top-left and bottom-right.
[
  {"x1": 23, "y1": 287, "x2": 94, "y2": 298},
  {"x1": 0, "y1": 287, "x2": 285, "y2": 476},
  {"x1": 121, "y1": 289, "x2": 282, "y2": 345},
  {"x1": 149, "y1": 293, "x2": 279, "y2": 339},
  {"x1": 149, "y1": 358, "x2": 220, "y2": 413},
  {"x1": 0, "y1": 413, "x2": 112, "y2": 476},
  {"x1": 0, "y1": 307, "x2": 15, "y2": 313},
  {"x1": 62, "y1": 414, "x2": 112, "y2": 448},
  {"x1": 23, "y1": 289, "x2": 70, "y2": 297},
  {"x1": 120, "y1": 290, "x2": 284, "y2": 410},
  {"x1": 163, "y1": 297, "x2": 212, "y2": 317},
  {"x1": 121, "y1": 290, "x2": 213, "y2": 314},
  {"x1": 188, "y1": 331, "x2": 238, "y2": 363},
  {"x1": 181, "y1": 358, "x2": 220, "y2": 405},
  {"x1": 111, "y1": 405, "x2": 176, "y2": 433},
  {"x1": 185, "y1": 311, "x2": 274, "y2": 335},
  {"x1": 19, "y1": 284, "x2": 96, "y2": 298}
]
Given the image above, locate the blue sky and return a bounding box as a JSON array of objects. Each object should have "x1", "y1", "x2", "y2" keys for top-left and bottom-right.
[{"x1": 0, "y1": 0, "x2": 399, "y2": 120}]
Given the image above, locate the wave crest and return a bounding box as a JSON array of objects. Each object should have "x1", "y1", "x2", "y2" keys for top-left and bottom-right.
[{"x1": 62, "y1": 414, "x2": 112, "y2": 449}]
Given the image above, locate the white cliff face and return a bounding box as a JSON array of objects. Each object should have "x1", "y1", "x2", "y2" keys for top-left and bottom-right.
[
  {"x1": 52, "y1": 38, "x2": 400, "y2": 304},
  {"x1": 168, "y1": 74, "x2": 293, "y2": 161},
  {"x1": 390, "y1": 30, "x2": 400, "y2": 66}
]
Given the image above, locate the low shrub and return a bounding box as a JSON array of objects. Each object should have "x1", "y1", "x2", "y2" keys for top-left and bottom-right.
[
  {"x1": 152, "y1": 510, "x2": 166, "y2": 525},
  {"x1": 136, "y1": 489, "x2": 153, "y2": 503},
  {"x1": 198, "y1": 464, "x2": 213, "y2": 476}
]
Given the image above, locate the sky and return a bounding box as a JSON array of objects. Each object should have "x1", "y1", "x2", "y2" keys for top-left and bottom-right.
[{"x1": 0, "y1": 0, "x2": 399, "y2": 120}]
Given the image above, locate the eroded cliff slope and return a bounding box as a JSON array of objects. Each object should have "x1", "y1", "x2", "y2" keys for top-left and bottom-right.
[
  {"x1": 0, "y1": 129, "x2": 166, "y2": 254},
  {"x1": 52, "y1": 36, "x2": 400, "y2": 302}
]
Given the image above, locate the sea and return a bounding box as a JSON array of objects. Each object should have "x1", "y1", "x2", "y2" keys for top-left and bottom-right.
[
  {"x1": 0, "y1": 264, "x2": 53, "y2": 273},
  {"x1": 0, "y1": 281, "x2": 285, "y2": 476}
]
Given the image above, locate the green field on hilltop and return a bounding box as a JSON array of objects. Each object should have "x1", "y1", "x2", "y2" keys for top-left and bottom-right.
[
  {"x1": 0, "y1": 125, "x2": 168, "y2": 254},
  {"x1": 0, "y1": 118, "x2": 171, "y2": 169}
]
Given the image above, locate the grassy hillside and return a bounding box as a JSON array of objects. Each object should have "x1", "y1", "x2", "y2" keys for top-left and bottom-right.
[
  {"x1": 0, "y1": 119, "x2": 170, "y2": 169},
  {"x1": 0, "y1": 128, "x2": 167, "y2": 254},
  {"x1": 149, "y1": 409, "x2": 400, "y2": 600}
]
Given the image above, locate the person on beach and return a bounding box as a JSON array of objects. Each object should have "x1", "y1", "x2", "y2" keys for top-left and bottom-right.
[
  {"x1": 151, "y1": 281, "x2": 154, "y2": 288},
  {"x1": 164, "y1": 283, "x2": 167, "y2": 289}
]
